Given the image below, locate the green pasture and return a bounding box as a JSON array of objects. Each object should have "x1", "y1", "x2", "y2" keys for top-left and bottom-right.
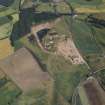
[
  {"x1": 17, "y1": 35, "x2": 89, "y2": 103},
  {"x1": 0, "y1": 0, "x2": 20, "y2": 17},
  {"x1": 35, "y1": 1, "x2": 71, "y2": 14},
  {"x1": 0, "y1": 16, "x2": 13, "y2": 39},
  {"x1": 35, "y1": 3, "x2": 54, "y2": 13},
  {"x1": 96, "y1": 69, "x2": 105, "y2": 88},
  {"x1": 54, "y1": 17, "x2": 71, "y2": 36},
  {"x1": 67, "y1": 0, "x2": 102, "y2": 6},
  {"x1": 0, "y1": 81, "x2": 21, "y2": 105},
  {"x1": 47, "y1": 55, "x2": 89, "y2": 102},
  {"x1": 89, "y1": 14, "x2": 105, "y2": 52},
  {"x1": 68, "y1": 17, "x2": 102, "y2": 55},
  {"x1": 85, "y1": 54, "x2": 105, "y2": 71}
]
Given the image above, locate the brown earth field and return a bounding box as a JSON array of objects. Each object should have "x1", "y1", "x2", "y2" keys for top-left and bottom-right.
[
  {"x1": 83, "y1": 78, "x2": 105, "y2": 105},
  {"x1": 0, "y1": 47, "x2": 52, "y2": 93}
]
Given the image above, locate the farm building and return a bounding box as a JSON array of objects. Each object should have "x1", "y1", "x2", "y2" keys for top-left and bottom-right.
[
  {"x1": 0, "y1": 47, "x2": 53, "y2": 93},
  {"x1": 78, "y1": 77, "x2": 105, "y2": 105}
]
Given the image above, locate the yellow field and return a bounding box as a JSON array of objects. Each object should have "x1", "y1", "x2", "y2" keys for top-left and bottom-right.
[
  {"x1": 75, "y1": 7, "x2": 105, "y2": 13},
  {"x1": 0, "y1": 38, "x2": 14, "y2": 60}
]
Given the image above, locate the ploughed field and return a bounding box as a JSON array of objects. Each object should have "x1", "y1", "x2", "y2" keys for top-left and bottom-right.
[{"x1": 83, "y1": 78, "x2": 105, "y2": 105}]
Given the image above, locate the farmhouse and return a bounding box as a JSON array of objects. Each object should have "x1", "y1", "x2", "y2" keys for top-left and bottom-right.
[{"x1": 0, "y1": 47, "x2": 53, "y2": 93}]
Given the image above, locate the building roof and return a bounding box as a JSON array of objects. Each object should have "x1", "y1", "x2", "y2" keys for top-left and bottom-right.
[{"x1": 78, "y1": 77, "x2": 105, "y2": 105}]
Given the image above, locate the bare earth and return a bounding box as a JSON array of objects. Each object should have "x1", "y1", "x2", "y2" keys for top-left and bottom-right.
[
  {"x1": 83, "y1": 77, "x2": 105, "y2": 105},
  {"x1": 0, "y1": 47, "x2": 52, "y2": 93},
  {"x1": 57, "y1": 38, "x2": 85, "y2": 65}
]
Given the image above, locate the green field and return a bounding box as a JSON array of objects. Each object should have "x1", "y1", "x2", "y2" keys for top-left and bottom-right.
[
  {"x1": 96, "y1": 69, "x2": 105, "y2": 89},
  {"x1": 85, "y1": 54, "x2": 105, "y2": 71},
  {"x1": 66, "y1": 16, "x2": 102, "y2": 55},
  {"x1": 54, "y1": 17, "x2": 71, "y2": 36},
  {"x1": 0, "y1": 71, "x2": 20, "y2": 105},
  {"x1": 0, "y1": 0, "x2": 20, "y2": 17},
  {"x1": 89, "y1": 14, "x2": 105, "y2": 52},
  {"x1": 0, "y1": 16, "x2": 13, "y2": 39},
  {"x1": 15, "y1": 34, "x2": 89, "y2": 103},
  {"x1": 34, "y1": 1, "x2": 71, "y2": 14},
  {"x1": 63, "y1": 16, "x2": 105, "y2": 71},
  {"x1": 83, "y1": 14, "x2": 105, "y2": 71},
  {"x1": 66, "y1": 0, "x2": 105, "y2": 13},
  {"x1": 67, "y1": 0, "x2": 102, "y2": 6},
  {"x1": 47, "y1": 55, "x2": 89, "y2": 102},
  {"x1": 0, "y1": 80, "x2": 21, "y2": 105}
]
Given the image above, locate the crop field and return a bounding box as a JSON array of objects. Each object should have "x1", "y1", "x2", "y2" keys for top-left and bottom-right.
[
  {"x1": 55, "y1": 2, "x2": 71, "y2": 13},
  {"x1": 67, "y1": 17, "x2": 102, "y2": 55},
  {"x1": 96, "y1": 69, "x2": 105, "y2": 88},
  {"x1": 35, "y1": 1, "x2": 71, "y2": 14},
  {"x1": 19, "y1": 35, "x2": 49, "y2": 63},
  {"x1": 14, "y1": 15, "x2": 91, "y2": 103},
  {"x1": 0, "y1": 70, "x2": 5, "y2": 79},
  {"x1": 66, "y1": 0, "x2": 105, "y2": 13},
  {"x1": 47, "y1": 55, "x2": 89, "y2": 102},
  {"x1": 0, "y1": 16, "x2": 13, "y2": 39},
  {"x1": 54, "y1": 17, "x2": 71, "y2": 36},
  {"x1": 12, "y1": 89, "x2": 54, "y2": 105},
  {"x1": 18, "y1": 17, "x2": 72, "y2": 61},
  {"x1": 0, "y1": 80, "x2": 21, "y2": 105},
  {"x1": 85, "y1": 54, "x2": 105, "y2": 71},
  {"x1": 0, "y1": 47, "x2": 52, "y2": 93},
  {"x1": 67, "y1": 0, "x2": 101, "y2": 5},
  {"x1": 18, "y1": 34, "x2": 89, "y2": 103},
  {"x1": 78, "y1": 86, "x2": 90, "y2": 105},
  {"x1": 53, "y1": 65, "x2": 88, "y2": 102},
  {"x1": 82, "y1": 14, "x2": 105, "y2": 71},
  {"x1": 35, "y1": 3, "x2": 54, "y2": 13},
  {"x1": 0, "y1": 0, "x2": 20, "y2": 17},
  {"x1": 83, "y1": 78, "x2": 105, "y2": 105},
  {"x1": 91, "y1": 24, "x2": 105, "y2": 52}
]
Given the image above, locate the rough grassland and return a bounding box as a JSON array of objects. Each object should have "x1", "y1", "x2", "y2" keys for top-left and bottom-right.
[
  {"x1": 47, "y1": 55, "x2": 89, "y2": 101},
  {"x1": 67, "y1": 17, "x2": 102, "y2": 55},
  {"x1": 0, "y1": 81, "x2": 21, "y2": 105}
]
